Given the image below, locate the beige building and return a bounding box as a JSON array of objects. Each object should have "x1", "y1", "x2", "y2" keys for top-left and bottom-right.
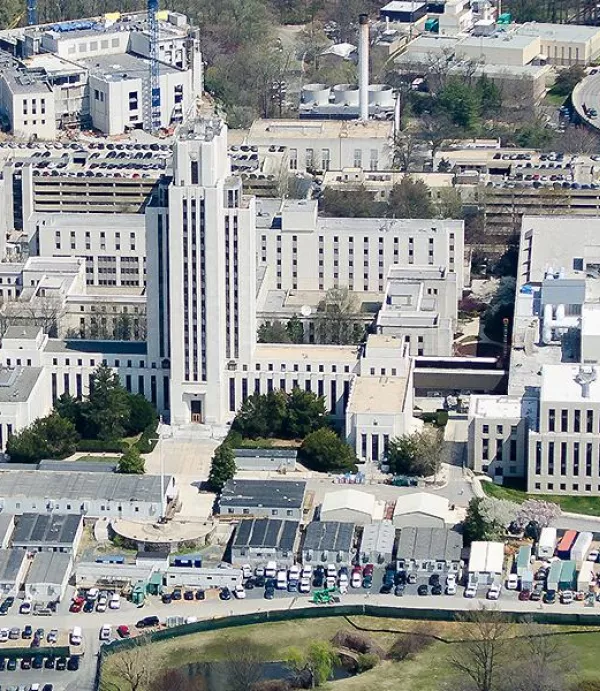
[{"x1": 514, "y1": 22, "x2": 600, "y2": 66}]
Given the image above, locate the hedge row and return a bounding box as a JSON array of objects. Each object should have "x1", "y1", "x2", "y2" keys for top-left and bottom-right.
[{"x1": 76, "y1": 439, "x2": 128, "y2": 454}]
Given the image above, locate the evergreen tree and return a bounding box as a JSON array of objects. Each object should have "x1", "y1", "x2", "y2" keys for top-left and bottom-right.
[
  {"x1": 117, "y1": 446, "x2": 145, "y2": 474},
  {"x1": 208, "y1": 444, "x2": 236, "y2": 491},
  {"x1": 84, "y1": 364, "x2": 130, "y2": 441}
]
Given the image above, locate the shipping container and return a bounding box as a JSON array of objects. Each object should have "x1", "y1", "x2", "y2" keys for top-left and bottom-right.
[
  {"x1": 547, "y1": 559, "x2": 563, "y2": 591},
  {"x1": 577, "y1": 562, "x2": 595, "y2": 591},
  {"x1": 571, "y1": 532, "x2": 593, "y2": 564},
  {"x1": 516, "y1": 545, "x2": 532, "y2": 577},
  {"x1": 559, "y1": 560, "x2": 577, "y2": 591},
  {"x1": 537, "y1": 527, "x2": 557, "y2": 559},
  {"x1": 556, "y1": 530, "x2": 578, "y2": 560}
]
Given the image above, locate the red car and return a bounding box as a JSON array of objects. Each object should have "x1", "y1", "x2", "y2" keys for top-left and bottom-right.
[
  {"x1": 363, "y1": 564, "x2": 374, "y2": 576},
  {"x1": 117, "y1": 625, "x2": 130, "y2": 639},
  {"x1": 69, "y1": 597, "x2": 84, "y2": 613},
  {"x1": 518, "y1": 590, "x2": 531, "y2": 601}
]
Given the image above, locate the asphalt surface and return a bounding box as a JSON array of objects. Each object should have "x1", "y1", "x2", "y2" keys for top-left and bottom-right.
[{"x1": 1, "y1": 568, "x2": 598, "y2": 691}]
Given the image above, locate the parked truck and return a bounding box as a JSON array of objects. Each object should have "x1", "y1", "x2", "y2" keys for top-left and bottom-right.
[
  {"x1": 556, "y1": 530, "x2": 578, "y2": 560},
  {"x1": 559, "y1": 560, "x2": 577, "y2": 591},
  {"x1": 520, "y1": 569, "x2": 534, "y2": 592},
  {"x1": 516, "y1": 545, "x2": 532, "y2": 577},
  {"x1": 547, "y1": 559, "x2": 563, "y2": 591},
  {"x1": 537, "y1": 527, "x2": 557, "y2": 559},
  {"x1": 577, "y1": 562, "x2": 595, "y2": 591},
  {"x1": 571, "y1": 532, "x2": 593, "y2": 564}
]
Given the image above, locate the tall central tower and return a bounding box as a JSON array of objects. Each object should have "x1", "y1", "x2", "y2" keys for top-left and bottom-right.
[{"x1": 147, "y1": 119, "x2": 256, "y2": 425}]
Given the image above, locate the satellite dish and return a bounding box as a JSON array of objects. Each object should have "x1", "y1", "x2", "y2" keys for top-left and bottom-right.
[{"x1": 300, "y1": 305, "x2": 312, "y2": 317}]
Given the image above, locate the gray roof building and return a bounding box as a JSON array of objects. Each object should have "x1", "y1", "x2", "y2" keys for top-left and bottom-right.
[
  {"x1": 0, "y1": 367, "x2": 43, "y2": 403},
  {"x1": 397, "y1": 527, "x2": 462, "y2": 563},
  {"x1": 302, "y1": 521, "x2": 355, "y2": 561},
  {"x1": 232, "y1": 518, "x2": 299, "y2": 554},
  {"x1": 219, "y1": 480, "x2": 306, "y2": 520},
  {"x1": 359, "y1": 521, "x2": 396, "y2": 563},
  {"x1": 0, "y1": 549, "x2": 27, "y2": 584},
  {"x1": 27, "y1": 551, "x2": 72, "y2": 586},
  {"x1": 0, "y1": 514, "x2": 15, "y2": 549},
  {"x1": 12, "y1": 513, "x2": 83, "y2": 552},
  {"x1": 233, "y1": 448, "x2": 297, "y2": 472}
]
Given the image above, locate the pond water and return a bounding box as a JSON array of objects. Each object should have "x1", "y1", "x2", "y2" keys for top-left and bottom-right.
[{"x1": 181, "y1": 659, "x2": 352, "y2": 691}]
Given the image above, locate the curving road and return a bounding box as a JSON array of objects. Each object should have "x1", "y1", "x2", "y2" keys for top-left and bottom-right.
[{"x1": 572, "y1": 73, "x2": 600, "y2": 130}]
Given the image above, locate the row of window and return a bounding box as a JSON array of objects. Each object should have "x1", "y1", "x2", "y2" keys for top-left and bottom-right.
[
  {"x1": 534, "y1": 440, "x2": 600, "y2": 477},
  {"x1": 547, "y1": 407, "x2": 599, "y2": 434}
]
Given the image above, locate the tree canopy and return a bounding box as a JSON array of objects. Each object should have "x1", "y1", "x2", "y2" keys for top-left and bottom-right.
[
  {"x1": 553, "y1": 65, "x2": 586, "y2": 96},
  {"x1": 483, "y1": 277, "x2": 516, "y2": 342},
  {"x1": 388, "y1": 177, "x2": 435, "y2": 219},
  {"x1": 208, "y1": 443, "x2": 237, "y2": 491},
  {"x1": 231, "y1": 389, "x2": 327, "y2": 440},
  {"x1": 298, "y1": 427, "x2": 357, "y2": 473},
  {"x1": 387, "y1": 427, "x2": 444, "y2": 477},
  {"x1": 118, "y1": 446, "x2": 146, "y2": 475},
  {"x1": 6, "y1": 412, "x2": 79, "y2": 464}
]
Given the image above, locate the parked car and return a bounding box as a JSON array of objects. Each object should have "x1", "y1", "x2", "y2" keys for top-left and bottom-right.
[
  {"x1": 487, "y1": 584, "x2": 501, "y2": 601},
  {"x1": 172, "y1": 589, "x2": 182, "y2": 601},
  {"x1": 19, "y1": 601, "x2": 32, "y2": 615},
  {"x1": 83, "y1": 600, "x2": 95, "y2": 613},
  {"x1": 351, "y1": 571, "x2": 362, "y2": 588},
  {"x1": 506, "y1": 574, "x2": 519, "y2": 590},
  {"x1": 560, "y1": 590, "x2": 574, "y2": 605},
  {"x1": 67, "y1": 656, "x2": 80, "y2": 671},
  {"x1": 195, "y1": 589, "x2": 206, "y2": 601},
  {"x1": 56, "y1": 657, "x2": 67, "y2": 670},
  {"x1": 99, "y1": 624, "x2": 112, "y2": 641},
  {"x1": 183, "y1": 590, "x2": 194, "y2": 601},
  {"x1": 464, "y1": 584, "x2": 477, "y2": 598},
  {"x1": 431, "y1": 584, "x2": 443, "y2": 596},
  {"x1": 7, "y1": 657, "x2": 17, "y2": 670},
  {"x1": 394, "y1": 584, "x2": 405, "y2": 597},
  {"x1": 219, "y1": 588, "x2": 231, "y2": 601},
  {"x1": 0, "y1": 628, "x2": 8, "y2": 642},
  {"x1": 109, "y1": 594, "x2": 121, "y2": 610},
  {"x1": 407, "y1": 573, "x2": 417, "y2": 585},
  {"x1": 136, "y1": 616, "x2": 159, "y2": 629},
  {"x1": 241, "y1": 564, "x2": 252, "y2": 580},
  {"x1": 380, "y1": 583, "x2": 393, "y2": 594},
  {"x1": 446, "y1": 582, "x2": 457, "y2": 596},
  {"x1": 47, "y1": 629, "x2": 58, "y2": 644},
  {"x1": 299, "y1": 578, "x2": 311, "y2": 594},
  {"x1": 22, "y1": 625, "x2": 33, "y2": 639},
  {"x1": 234, "y1": 585, "x2": 246, "y2": 599},
  {"x1": 362, "y1": 574, "x2": 373, "y2": 589},
  {"x1": 544, "y1": 590, "x2": 557, "y2": 604},
  {"x1": 417, "y1": 584, "x2": 429, "y2": 596},
  {"x1": 518, "y1": 589, "x2": 531, "y2": 601},
  {"x1": 161, "y1": 593, "x2": 172, "y2": 604},
  {"x1": 363, "y1": 564, "x2": 374, "y2": 576},
  {"x1": 117, "y1": 625, "x2": 130, "y2": 638},
  {"x1": 264, "y1": 586, "x2": 275, "y2": 600}
]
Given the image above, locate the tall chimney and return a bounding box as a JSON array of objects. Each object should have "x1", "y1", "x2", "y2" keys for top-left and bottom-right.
[{"x1": 359, "y1": 14, "x2": 369, "y2": 121}]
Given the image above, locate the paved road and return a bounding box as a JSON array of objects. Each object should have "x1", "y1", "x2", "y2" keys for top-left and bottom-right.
[{"x1": 572, "y1": 73, "x2": 600, "y2": 130}]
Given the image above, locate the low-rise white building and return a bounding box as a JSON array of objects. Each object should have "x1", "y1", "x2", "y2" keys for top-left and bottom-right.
[
  {"x1": 468, "y1": 540, "x2": 505, "y2": 586},
  {"x1": 319, "y1": 489, "x2": 384, "y2": 525},
  {"x1": 392, "y1": 492, "x2": 454, "y2": 528},
  {"x1": 25, "y1": 551, "x2": 72, "y2": 602},
  {"x1": 0, "y1": 549, "x2": 28, "y2": 597}
]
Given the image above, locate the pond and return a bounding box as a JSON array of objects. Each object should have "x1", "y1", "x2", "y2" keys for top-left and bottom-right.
[{"x1": 181, "y1": 659, "x2": 353, "y2": 691}]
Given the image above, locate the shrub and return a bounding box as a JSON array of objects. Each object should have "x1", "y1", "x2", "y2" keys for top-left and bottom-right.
[
  {"x1": 331, "y1": 631, "x2": 384, "y2": 658},
  {"x1": 356, "y1": 653, "x2": 380, "y2": 673},
  {"x1": 76, "y1": 439, "x2": 128, "y2": 454},
  {"x1": 134, "y1": 422, "x2": 159, "y2": 454},
  {"x1": 388, "y1": 627, "x2": 433, "y2": 661}
]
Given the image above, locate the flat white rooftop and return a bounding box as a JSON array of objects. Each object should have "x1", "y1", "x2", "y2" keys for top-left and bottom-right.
[
  {"x1": 248, "y1": 119, "x2": 393, "y2": 140},
  {"x1": 254, "y1": 344, "x2": 359, "y2": 363},
  {"x1": 541, "y1": 364, "x2": 600, "y2": 403},
  {"x1": 347, "y1": 375, "x2": 408, "y2": 415}
]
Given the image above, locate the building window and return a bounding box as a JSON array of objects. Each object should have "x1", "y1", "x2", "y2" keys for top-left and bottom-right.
[
  {"x1": 548, "y1": 409, "x2": 555, "y2": 432},
  {"x1": 561, "y1": 409, "x2": 568, "y2": 433}
]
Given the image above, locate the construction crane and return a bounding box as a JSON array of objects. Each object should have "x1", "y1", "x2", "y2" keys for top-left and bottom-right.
[{"x1": 148, "y1": 0, "x2": 161, "y2": 133}]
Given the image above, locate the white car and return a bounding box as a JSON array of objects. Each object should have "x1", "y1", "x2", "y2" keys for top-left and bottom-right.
[
  {"x1": 0, "y1": 628, "x2": 8, "y2": 643},
  {"x1": 19, "y1": 601, "x2": 31, "y2": 615},
  {"x1": 288, "y1": 564, "x2": 301, "y2": 581},
  {"x1": 276, "y1": 570, "x2": 287, "y2": 589},
  {"x1": 255, "y1": 566, "x2": 266, "y2": 578},
  {"x1": 87, "y1": 588, "x2": 99, "y2": 601},
  {"x1": 505, "y1": 574, "x2": 519, "y2": 590},
  {"x1": 185, "y1": 616, "x2": 198, "y2": 624},
  {"x1": 587, "y1": 550, "x2": 599, "y2": 562},
  {"x1": 446, "y1": 583, "x2": 457, "y2": 596},
  {"x1": 99, "y1": 624, "x2": 112, "y2": 641},
  {"x1": 298, "y1": 578, "x2": 311, "y2": 594},
  {"x1": 561, "y1": 590, "x2": 574, "y2": 605},
  {"x1": 265, "y1": 561, "x2": 277, "y2": 578},
  {"x1": 351, "y1": 572, "x2": 362, "y2": 589},
  {"x1": 446, "y1": 573, "x2": 457, "y2": 587},
  {"x1": 326, "y1": 576, "x2": 336, "y2": 589},
  {"x1": 326, "y1": 564, "x2": 337, "y2": 578},
  {"x1": 96, "y1": 598, "x2": 107, "y2": 613},
  {"x1": 109, "y1": 594, "x2": 121, "y2": 610},
  {"x1": 70, "y1": 626, "x2": 83, "y2": 646},
  {"x1": 464, "y1": 584, "x2": 477, "y2": 599},
  {"x1": 241, "y1": 564, "x2": 252, "y2": 580},
  {"x1": 234, "y1": 585, "x2": 246, "y2": 599},
  {"x1": 301, "y1": 565, "x2": 312, "y2": 580},
  {"x1": 338, "y1": 573, "x2": 349, "y2": 589},
  {"x1": 487, "y1": 584, "x2": 501, "y2": 601}
]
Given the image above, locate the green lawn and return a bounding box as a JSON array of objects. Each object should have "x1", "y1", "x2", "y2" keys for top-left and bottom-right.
[
  {"x1": 544, "y1": 89, "x2": 567, "y2": 107},
  {"x1": 77, "y1": 455, "x2": 120, "y2": 463},
  {"x1": 482, "y1": 478, "x2": 600, "y2": 516},
  {"x1": 101, "y1": 616, "x2": 600, "y2": 691}
]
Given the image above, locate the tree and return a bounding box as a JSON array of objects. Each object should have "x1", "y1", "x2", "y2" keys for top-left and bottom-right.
[
  {"x1": 84, "y1": 364, "x2": 130, "y2": 440},
  {"x1": 125, "y1": 394, "x2": 157, "y2": 436},
  {"x1": 557, "y1": 125, "x2": 600, "y2": 155},
  {"x1": 105, "y1": 644, "x2": 150, "y2": 691},
  {"x1": 6, "y1": 413, "x2": 79, "y2": 464},
  {"x1": 284, "y1": 388, "x2": 327, "y2": 439},
  {"x1": 387, "y1": 427, "x2": 444, "y2": 477},
  {"x1": 298, "y1": 428, "x2": 357, "y2": 473},
  {"x1": 387, "y1": 177, "x2": 436, "y2": 219},
  {"x1": 492, "y1": 235, "x2": 519, "y2": 278},
  {"x1": 437, "y1": 188, "x2": 464, "y2": 219},
  {"x1": 553, "y1": 65, "x2": 586, "y2": 96},
  {"x1": 231, "y1": 390, "x2": 288, "y2": 439},
  {"x1": 392, "y1": 132, "x2": 418, "y2": 172},
  {"x1": 438, "y1": 78, "x2": 481, "y2": 131},
  {"x1": 118, "y1": 446, "x2": 145, "y2": 475},
  {"x1": 257, "y1": 320, "x2": 292, "y2": 344},
  {"x1": 483, "y1": 277, "x2": 516, "y2": 342},
  {"x1": 476, "y1": 75, "x2": 502, "y2": 119},
  {"x1": 515, "y1": 499, "x2": 561, "y2": 541},
  {"x1": 207, "y1": 443, "x2": 236, "y2": 491},
  {"x1": 286, "y1": 315, "x2": 304, "y2": 344},
  {"x1": 450, "y1": 608, "x2": 513, "y2": 691},
  {"x1": 202, "y1": 636, "x2": 271, "y2": 691},
  {"x1": 315, "y1": 287, "x2": 363, "y2": 345},
  {"x1": 464, "y1": 497, "x2": 518, "y2": 543},
  {"x1": 320, "y1": 187, "x2": 383, "y2": 218},
  {"x1": 287, "y1": 641, "x2": 339, "y2": 688},
  {"x1": 54, "y1": 392, "x2": 85, "y2": 433}
]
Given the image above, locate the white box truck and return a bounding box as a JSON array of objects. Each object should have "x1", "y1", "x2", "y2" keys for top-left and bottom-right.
[
  {"x1": 571, "y1": 532, "x2": 593, "y2": 564},
  {"x1": 537, "y1": 527, "x2": 557, "y2": 559}
]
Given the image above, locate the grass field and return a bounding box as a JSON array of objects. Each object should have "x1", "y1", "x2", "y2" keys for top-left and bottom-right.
[
  {"x1": 101, "y1": 616, "x2": 600, "y2": 691},
  {"x1": 482, "y1": 478, "x2": 600, "y2": 516}
]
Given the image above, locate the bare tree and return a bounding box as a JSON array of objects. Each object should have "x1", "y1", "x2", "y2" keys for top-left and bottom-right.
[
  {"x1": 105, "y1": 644, "x2": 150, "y2": 691},
  {"x1": 450, "y1": 607, "x2": 513, "y2": 691},
  {"x1": 203, "y1": 636, "x2": 270, "y2": 691},
  {"x1": 392, "y1": 131, "x2": 418, "y2": 172},
  {"x1": 556, "y1": 125, "x2": 600, "y2": 155}
]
